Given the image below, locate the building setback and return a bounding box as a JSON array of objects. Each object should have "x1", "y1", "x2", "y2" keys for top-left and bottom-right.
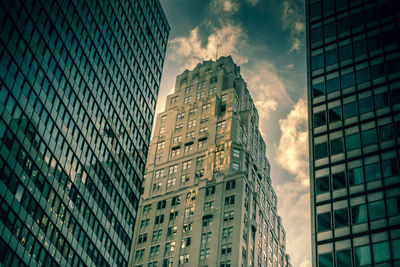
[
  {"x1": 0, "y1": 0, "x2": 169, "y2": 266},
  {"x1": 306, "y1": 0, "x2": 400, "y2": 266},
  {"x1": 129, "y1": 56, "x2": 291, "y2": 267}
]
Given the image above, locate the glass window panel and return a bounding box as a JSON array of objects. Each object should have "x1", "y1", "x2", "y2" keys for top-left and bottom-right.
[
  {"x1": 351, "y1": 204, "x2": 367, "y2": 224},
  {"x1": 365, "y1": 163, "x2": 381, "y2": 182},
  {"x1": 368, "y1": 200, "x2": 385, "y2": 220},
  {"x1": 326, "y1": 49, "x2": 338, "y2": 66},
  {"x1": 343, "y1": 102, "x2": 357, "y2": 119},
  {"x1": 329, "y1": 106, "x2": 342, "y2": 123},
  {"x1": 313, "y1": 82, "x2": 325, "y2": 97},
  {"x1": 324, "y1": 22, "x2": 336, "y2": 38},
  {"x1": 374, "y1": 92, "x2": 389, "y2": 109},
  {"x1": 311, "y1": 27, "x2": 323, "y2": 43},
  {"x1": 354, "y1": 39, "x2": 367, "y2": 56},
  {"x1": 332, "y1": 172, "x2": 346, "y2": 190},
  {"x1": 315, "y1": 142, "x2": 328, "y2": 160},
  {"x1": 354, "y1": 245, "x2": 371, "y2": 266},
  {"x1": 331, "y1": 137, "x2": 344, "y2": 155},
  {"x1": 392, "y1": 239, "x2": 400, "y2": 260},
  {"x1": 338, "y1": 17, "x2": 350, "y2": 33},
  {"x1": 336, "y1": 249, "x2": 351, "y2": 267},
  {"x1": 317, "y1": 212, "x2": 331, "y2": 232},
  {"x1": 319, "y1": 253, "x2": 333, "y2": 267},
  {"x1": 349, "y1": 167, "x2": 364, "y2": 186},
  {"x1": 314, "y1": 111, "x2": 326, "y2": 127},
  {"x1": 356, "y1": 68, "x2": 370, "y2": 83},
  {"x1": 372, "y1": 242, "x2": 390, "y2": 263},
  {"x1": 346, "y1": 133, "x2": 361, "y2": 151},
  {"x1": 326, "y1": 77, "x2": 340, "y2": 94},
  {"x1": 387, "y1": 197, "x2": 400, "y2": 217},
  {"x1": 316, "y1": 176, "x2": 330, "y2": 194},
  {"x1": 351, "y1": 12, "x2": 364, "y2": 28},
  {"x1": 362, "y1": 129, "x2": 377, "y2": 146},
  {"x1": 339, "y1": 45, "x2": 352, "y2": 61},
  {"x1": 367, "y1": 35, "x2": 380, "y2": 51},
  {"x1": 323, "y1": 0, "x2": 334, "y2": 15},
  {"x1": 334, "y1": 208, "x2": 348, "y2": 228},
  {"x1": 370, "y1": 63, "x2": 385, "y2": 80},
  {"x1": 382, "y1": 159, "x2": 398, "y2": 177},
  {"x1": 378, "y1": 124, "x2": 393, "y2": 142},
  {"x1": 358, "y1": 97, "x2": 373, "y2": 114},
  {"x1": 310, "y1": 2, "x2": 321, "y2": 18},
  {"x1": 341, "y1": 73, "x2": 355, "y2": 89},
  {"x1": 312, "y1": 54, "x2": 324, "y2": 71}
]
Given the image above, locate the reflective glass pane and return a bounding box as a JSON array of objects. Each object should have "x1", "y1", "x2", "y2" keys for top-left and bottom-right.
[
  {"x1": 362, "y1": 129, "x2": 377, "y2": 146},
  {"x1": 393, "y1": 239, "x2": 400, "y2": 260},
  {"x1": 326, "y1": 77, "x2": 340, "y2": 94},
  {"x1": 326, "y1": 49, "x2": 338, "y2": 66},
  {"x1": 339, "y1": 45, "x2": 353, "y2": 61},
  {"x1": 313, "y1": 82, "x2": 325, "y2": 97},
  {"x1": 372, "y1": 241, "x2": 390, "y2": 263},
  {"x1": 354, "y1": 245, "x2": 371, "y2": 266},
  {"x1": 382, "y1": 159, "x2": 398, "y2": 177},
  {"x1": 332, "y1": 172, "x2": 346, "y2": 190},
  {"x1": 329, "y1": 106, "x2": 341, "y2": 123},
  {"x1": 356, "y1": 68, "x2": 370, "y2": 83},
  {"x1": 334, "y1": 208, "x2": 348, "y2": 228},
  {"x1": 349, "y1": 167, "x2": 364, "y2": 186},
  {"x1": 330, "y1": 138, "x2": 343, "y2": 155},
  {"x1": 311, "y1": 27, "x2": 323, "y2": 43},
  {"x1": 319, "y1": 253, "x2": 333, "y2": 267},
  {"x1": 315, "y1": 143, "x2": 328, "y2": 160},
  {"x1": 324, "y1": 22, "x2": 336, "y2": 38},
  {"x1": 312, "y1": 54, "x2": 324, "y2": 71},
  {"x1": 341, "y1": 73, "x2": 355, "y2": 89},
  {"x1": 365, "y1": 163, "x2": 381, "y2": 182},
  {"x1": 370, "y1": 63, "x2": 385, "y2": 80},
  {"x1": 343, "y1": 102, "x2": 357, "y2": 119},
  {"x1": 354, "y1": 39, "x2": 367, "y2": 56},
  {"x1": 316, "y1": 176, "x2": 330, "y2": 194},
  {"x1": 317, "y1": 212, "x2": 331, "y2": 232},
  {"x1": 336, "y1": 249, "x2": 351, "y2": 267},
  {"x1": 314, "y1": 112, "x2": 326, "y2": 127},
  {"x1": 358, "y1": 97, "x2": 373, "y2": 114},
  {"x1": 374, "y1": 92, "x2": 389, "y2": 109},
  {"x1": 346, "y1": 133, "x2": 360, "y2": 151},
  {"x1": 368, "y1": 200, "x2": 385, "y2": 220},
  {"x1": 378, "y1": 124, "x2": 393, "y2": 141}
]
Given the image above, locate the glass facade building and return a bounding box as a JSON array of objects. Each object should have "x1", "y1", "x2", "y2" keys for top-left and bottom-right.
[
  {"x1": 0, "y1": 0, "x2": 169, "y2": 266},
  {"x1": 306, "y1": 0, "x2": 400, "y2": 266}
]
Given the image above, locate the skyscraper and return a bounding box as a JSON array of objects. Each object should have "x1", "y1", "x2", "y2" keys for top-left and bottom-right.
[
  {"x1": 306, "y1": 0, "x2": 400, "y2": 266},
  {"x1": 129, "y1": 56, "x2": 291, "y2": 267},
  {"x1": 0, "y1": 0, "x2": 169, "y2": 266}
]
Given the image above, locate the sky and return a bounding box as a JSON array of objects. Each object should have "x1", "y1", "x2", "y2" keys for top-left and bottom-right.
[{"x1": 156, "y1": 0, "x2": 309, "y2": 266}]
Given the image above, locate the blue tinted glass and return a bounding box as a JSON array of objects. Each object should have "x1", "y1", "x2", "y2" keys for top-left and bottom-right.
[
  {"x1": 368, "y1": 200, "x2": 386, "y2": 220},
  {"x1": 315, "y1": 143, "x2": 328, "y2": 159},
  {"x1": 365, "y1": 163, "x2": 381, "y2": 182},
  {"x1": 317, "y1": 212, "x2": 331, "y2": 232},
  {"x1": 331, "y1": 138, "x2": 343, "y2": 155},
  {"x1": 326, "y1": 49, "x2": 338, "y2": 66},
  {"x1": 336, "y1": 249, "x2": 351, "y2": 267},
  {"x1": 329, "y1": 106, "x2": 341, "y2": 122},
  {"x1": 326, "y1": 77, "x2": 340, "y2": 93},
  {"x1": 314, "y1": 112, "x2": 326, "y2": 127},
  {"x1": 349, "y1": 167, "x2": 363, "y2": 185},
  {"x1": 354, "y1": 245, "x2": 371, "y2": 266},
  {"x1": 312, "y1": 54, "x2": 324, "y2": 71},
  {"x1": 339, "y1": 45, "x2": 353, "y2": 60},
  {"x1": 334, "y1": 208, "x2": 348, "y2": 228},
  {"x1": 373, "y1": 242, "x2": 390, "y2": 263},
  {"x1": 359, "y1": 96, "x2": 373, "y2": 114},
  {"x1": 346, "y1": 133, "x2": 360, "y2": 150},
  {"x1": 311, "y1": 27, "x2": 323, "y2": 43},
  {"x1": 319, "y1": 253, "x2": 333, "y2": 267},
  {"x1": 343, "y1": 102, "x2": 357, "y2": 118},
  {"x1": 313, "y1": 82, "x2": 325, "y2": 97},
  {"x1": 352, "y1": 204, "x2": 367, "y2": 224},
  {"x1": 356, "y1": 68, "x2": 370, "y2": 83},
  {"x1": 341, "y1": 73, "x2": 355, "y2": 88},
  {"x1": 362, "y1": 128, "x2": 377, "y2": 146},
  {"x1": 316, "y1": 176, "x2": 330, "y2": 194}
]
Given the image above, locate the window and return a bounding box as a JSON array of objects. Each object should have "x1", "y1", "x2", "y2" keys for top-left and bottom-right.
[
  {"x1": 169, "y1": 165, "x2": 178, "y2": 174},
  {"x1": 365, "y1": 162, "x2": 381, "y2": 182},
  {"x1": 175, "y1": 124, "x2": 183, "y2": 131},
  {"x1": 182, "y1": 160, "x2": 192, "y2": 170},
  {"x1": 334, "y1": 208, "x2": 348, "y2": 228},
  {"x1": 368, "y1": 200, "x2": 386, "y2": 221},
  {"x1": 349, "y1": 166, "x2": 364, "y2": 186},
  {"x1": 224, "y1": 210, "x2": 234, "y2": 222},
  {"x1": 188, "y1": 120, "x2": 196, "y2": 128},
  {"x1": 185, "y1": 86, "x2": 193, "y2": 94},
  {"x1": 345, "y1": 133, "x2": 360, "y2": 151},
  {"x1": 183, "y1": 222, "x2": 192, "y2": 232},
  {"x1": 221, "y1": 243, "x2": 232, "y2": 255},
  {"x1": 316, "y1": 176, "x2": 329, "y2": 194},
  {"x1": 204, "y1": 201, "x2": 214, "y2": 209},
  {"x1": 164, "y1": 241, "x2": 175, "y2": 254},
  {"x1": 189, "y1": 107, "x2": 197, "y2": 115},
  {"x1": 140, "y1": 219, "x2": 150, "y2": 228},
  {"x1": 143, "y1": 204, "x2": 152, "y2": 214},
  {"x1": 336, "y1": 249, "x2": 351, "y2": 267},
  {"x1": 171, "y1": 96, "x2": 178, "y2": 104},
  {"x1": 314, "y1": 142, "x2": 328, "y2": 159},
  {"x1": 206, "y1": 186, "x2": 215, "y2": 196},
  {"x1": 232, "y1": 162, "x2": 240, "y2": 171},
  {"x1": 138, "y1": 233, "x2": 148, "y2": 244},
  {"x1": 195, "y1": 169, "x2": 204, "y2": 178},
  {"x1": 210, "y1": 76, "x2": 218, "y2": 83},
  {"x1": 232, "y1": 149, "x2": 240, "y2": 158},
  {"x1": 157, "y1": 141, "x2": 165, "y2": 149},
  {"x1": 318, "y1": 253, "x2": 333, "y2": 267},
  {"x1": 171, "y1": 196, "x2": 181, "y2": 206},
  {"x1": 181, "y1": 174, "x2": 190, "y2": 183},
  {"x1": 343, "y1": 102, "x2": 357, "y2": 119},
  {"x1": 155, "y1": 169, "x2": 165, "y2": 178},
  {"x1": 326, "y1": 77, "x2": 340, "y2": 94},
  {"x1": 225, "y1": 195, "x2": 235, "y2": 205},
  {"x1": 220, "y1": 260, "x2": 231, "y2": 267},
  {"x1": 159, "y1": 126, "x2": 165, "y2": 134},
  {"x1": 202, "y1": 215, "x2": 213, "y2": 226},
  {"x1": 313, "y1": 82, "x2": 325, "y2": 97},
  {"x1": 221, "y1": 94, "x2": 227, "y2": 102},
  {"x1": 169, "y1": 210, "x2": 179, "y2": 221},
  {"x1": 184, "y1": 143, "x2": 193, "y2": 152},
  {"x1": 155, "y1": 215, "x2": 164, "y2": 225},
  {"x1": 226, "y1": 180, "x2": 236, "y2": 190},
  {"x1": 373, "y1": 241, "x2": 390, "y2": 264},
  {"x1": 152, "y1": 230, "x2": 162, "y2": 241},
  {"x1": 328, "y1": 107, "x2": 341, "y2": 123},
  {"x1": 148, "y1": 261, "x2": 157, "y2": 267},
  {"x1": 200, "y1": 115, "x2": 210, "y2": 123},
  {"x1": 341, "y1": 73, "x2": 355, "y2": 89},
  {"x1": 199, "y1": 127, "x2": 208, "y2": 134},
  {"x1": 332, "y1": 172, "x2": 346, "y2": 190},
  {"x1": 359, "y1": 96, "x2": 373, "y2": 114},
  {"x1": 217, "y1": 120, "x2": 226, "y2": 130},
  {"x1": 351, "y1": 204, "x2": 367, "y2": 224},
  {"x1": 314, "y1": 111, "x2": 326, "y2": 127},
  {"x1": 184, "y1": 96, "x2": 192, "y2": 104},
  {"x1": 354, "y1": 245, "x2": 371, "y2": 266},
  {"x1": 171, "y1": 147, "x2": 180, "y2": 157},
  {"x1": 198, "y1": 138, "x2": 207, "y2": 148},
  {"x1": 150, "y1": 245, "x2": 160, "y2": 257},
  {"x1": 330, "y1": 137, "x2": 343, "y2": 155},
  {"x1": 317, "y1": 212, "x2": 331, "y2": 232},
  {"x1": 362, "y1": 128, "x2": 377, "y2": 146},
  {"x1": 176, "y1": 112, "x2": 184, "y2": 120},
  {"x1": 161, "y1": 116, "x2": 167, "y2": 123},
  {"x1": 379, "y1": 124, "x2": 394, "y2": 142},
  {"x1": 201, "y1": 232, "x2": 212, "y2": 244},
  {"x1": 197, "y1": 91, "x2": 205, "y2": 99},
  {"x1": 181, "y1": 237, "x2": 191, "y2": 248},
  {"x1": 135, "y1": 249, "x2": 145, "y2": 260},
  {"x1": 179, "y1": 254, "x2": 189, "y2": 264},
  {"x1": 157, "y1": 200, "x2": 166, "y2": 210},
  {"x1": 186, "y1": 131, "x2": 195, "y2": 138},
  {"x1": 222, "y1": 226, "x2": 233, "y2": 238},
  {"x1": 167, "y1": 226, "x2": 177, "y2": 237},
  {"x1": 153, "y1": 182, "x2": 162, "y2": 191},
  {"x1": 202, "y1": 103, "x2": 211, "y2": 111},
  {"x1": 200, "y1": 248, "x2": 211, "y2": 260},
  {"x1": 173, "y1": 136, "x2": 182, "y2": 142}
]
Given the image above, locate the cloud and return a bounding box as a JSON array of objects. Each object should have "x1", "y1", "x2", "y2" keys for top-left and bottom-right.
[
  {"x1": 168, "y1": 24, "x2": 248, "y2": 70},
  {"x1": 275, "y1": 98, "x2": 308, "y2": 184},
  {"x1": 281, "y1": 0, "x2": 305, "y2": 53},
  {"x1": 276, "y1": 181, "x2": 310, "y2": 267},
  {"x1": 242, "y1": 61, "x2": 293, "y2": 137},
  {"x1": 210, "y1": 0, "x2": 239, "y2": 14}
]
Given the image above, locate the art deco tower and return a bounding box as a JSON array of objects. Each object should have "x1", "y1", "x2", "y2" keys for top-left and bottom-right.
[
  {"x1": 129, "y1": 56, "x2": 291, "y2": 267},
  {"x1": 0, "y1": 0, "x2": 169, "y2": 266},
  {"x1": 306, "y1": 0, "x2": 400, "y2": 266}
]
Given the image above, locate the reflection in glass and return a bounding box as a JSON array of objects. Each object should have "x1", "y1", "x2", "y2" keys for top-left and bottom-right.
[
  {"x1": 336, "y1": 249, "x2": 351, "y2": 267},
  {"x1": 317, "y1": 212, "x2": 331, "y2": 232},
  {"x1": 319, "y1": 253, "x2": 333, "y2": 267},
  {"x1": 364, "y1": 162, "x2": 381, "y2": 182},
  {"x1": 346, "y1": 133, "x2": 361, "y2": 151},
  {"x1": 354, "y1": 245, "x2": 371, "y2": 266},
  {"x1": 368, "y1": 200, "x2": 386, "y2": 220},
  {"x1": 332, "y1": 172, "x2": 346, "y2": 190},
  {"x1": 316, "y1": 176, "x2": 330, "y2": 194},
  {"x1": 329, "y1": 106, "x2": 341, "y2": 123},
  {"x1": 334, "y1": 208, "x2": 348, "y2": 228},
  {"x1": 349, "y1": 167, "x2": 364, "y2": 186},
  {"x1": 372, "y1": 241, "x2": 390, "y2": 263}
]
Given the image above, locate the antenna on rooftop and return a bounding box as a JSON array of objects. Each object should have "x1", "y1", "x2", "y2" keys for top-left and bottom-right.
[{"x1": 216, "y1": 44, "x2": 219, "y2": 61}]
